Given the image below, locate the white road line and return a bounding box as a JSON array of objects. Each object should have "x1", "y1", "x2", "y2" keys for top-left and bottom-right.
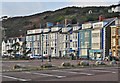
[
  {"x1": 91, "y1": 70, "x2": 116, "y2": 73},
  {"x1": 1, "y1": 75, "x2": 31, "y2": 81},
  {"x1": 93, "y1": 68, "x2": 105, "y2": 69},
  {"x1": 68, "y1": 69, "x2": 85, "y2": 70},
  {"x1": 52, "y1": 70, "x2": 93, "y2": 76},
  {"x1": 2, "y1": 61, "x2": 29, "y2": 63},
  {"x1": 24, "y1": 72, "x2": 66, "y2": 78},
  {"x1": 3, "y1": 70, "x2": 10, "y2": 72}
]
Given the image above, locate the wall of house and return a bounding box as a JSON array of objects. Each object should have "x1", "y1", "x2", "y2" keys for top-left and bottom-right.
[
  {"x1": 78, "y1": 30, "x2": 91, "y2": 58},
  {"x1": 111, "y1": 6, "x2": 120, "y2": 12},
  {"x1": 111, "y1": 25, "x2": 120, "y2": 57},
  {"x1": 61, "y1": 33, "x2": 70, "y2": 57},
  {"x1": 48, "y1": 32, "x2": 61, "y2": 57},
  {"x1": 26, "y1": 34, "x2": 42, "y2": 56}
]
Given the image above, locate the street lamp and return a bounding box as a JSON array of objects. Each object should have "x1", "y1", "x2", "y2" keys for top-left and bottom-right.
[{"x1": 42, "y1": 32, "x2": 44, "y2": 62}]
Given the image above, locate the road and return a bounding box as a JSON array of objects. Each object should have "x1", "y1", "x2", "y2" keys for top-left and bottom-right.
[{"x1": 2, "y1": 66, "x2": 120, "y2": 81}]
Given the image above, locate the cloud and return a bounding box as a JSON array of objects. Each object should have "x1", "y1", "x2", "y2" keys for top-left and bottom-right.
[
  {"x1": 70, "y1": 2, "x2": 117, "y2": 7},
  {"x1": 2, "y1": 2, "x2": 71, "y2": 17},
  {"x1": 2, "y1": 2, "x2": 45, "y2": 17},
  {"x1": 2, "y1": 0, "x2": 119, "y2": 2},
  {"x1": 1, "y1": 1, "x2": 119, "y2": 17}
]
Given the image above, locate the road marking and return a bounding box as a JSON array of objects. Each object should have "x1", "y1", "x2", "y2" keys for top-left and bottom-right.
[
  {"x1": 91, "y1": 70, "x2": 116, "y2": 73},
  {"x1": 68, "y1": 69, "x2": 85, "y2": 70},
  {"x1": 1, "y1": 75, "x2": 31, "y2": 81},
  {"x1": 2, "y1": 61, "x2": 29, "y2": 63},
  {"x1": 3, "y1": 70, "x2": 10, "y2": 72},
  {"x1": 24, "y1": 72, "x2": 66, "y2": 78},
  {"x1": 52, "y1": 70, "x2": 93, "y2": 76},
  {"x1": 93, "y1": 68, "x2": 105, "y2": 69}
]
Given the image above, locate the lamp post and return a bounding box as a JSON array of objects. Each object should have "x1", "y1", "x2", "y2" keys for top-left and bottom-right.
[{"x1": 42, "y1": 32, "x2": 44, "y2": 62}]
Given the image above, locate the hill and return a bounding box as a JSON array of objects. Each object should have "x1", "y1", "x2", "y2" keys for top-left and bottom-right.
[{"x1": 2, "y1": 6, "x2": 120, "y2": 39}]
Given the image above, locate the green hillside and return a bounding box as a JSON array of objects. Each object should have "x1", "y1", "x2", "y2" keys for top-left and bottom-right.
[{"x1": 2, "y1": 6, "x2": 120, "y2": 39}]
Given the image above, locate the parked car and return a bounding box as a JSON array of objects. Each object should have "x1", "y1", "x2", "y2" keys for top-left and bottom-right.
[
  {"x1": 33, "y1": 55, "x2": 42, "y2": 59},
  {"x1": 104, "y1": 57, "x2": 109, "y2": 61},
  {"x1": 14, "y1": 54, "x2": 21, "y2": 58},
  {"x1": 2, "y1": 54, "x2": 8, "y2": 58},
  {"x1": 29, "y1": 55, "x2": 42, "y2": 59},
  {"x1": 105, "y1": 56, "x2": 119, "y2": 61},
  {"x1": 112, "y1": 56, "x2": 119, "y2": 61},
  {"x1": 43, "y1": 54, "x2": 49, "y2": 59}
]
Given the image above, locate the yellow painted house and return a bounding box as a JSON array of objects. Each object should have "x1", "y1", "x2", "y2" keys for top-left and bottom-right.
[{"x1": 111, "y1": 19, "x2": 120, "y2": 57}]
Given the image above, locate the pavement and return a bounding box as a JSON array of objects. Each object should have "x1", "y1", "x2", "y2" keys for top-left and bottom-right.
[{"x1": 2, "y1": 66, "x2": 120, "y2": 81}]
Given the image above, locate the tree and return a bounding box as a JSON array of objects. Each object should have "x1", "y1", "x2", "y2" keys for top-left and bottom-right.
[
  {"x1": 33, "y1": 24, "x2": 37, "y2": 29},
  {"x1": 23, "y1": 48, "x2": 31, "y2": 56},
  {"x1": 12, "y1": 42, "x2": 20, "y2": 48},
  {"x1": 65, "y1": 9, "x2": 71, "y2": 15},
  {"x1": 21, "y1": 41, "x2": 29, "y2": 56},
  {"x1": 71, "y1": 18, "x2": 77, "y2": 24},
  {"x1": 21, "y1": 40, "x2": 31, "y2": 57},
  {"x1": 11, "y1": 42, "x2": 20, "y2": 57},
  {"x1": 2, "y1": 16, "x2": 8, "y2": 19}
]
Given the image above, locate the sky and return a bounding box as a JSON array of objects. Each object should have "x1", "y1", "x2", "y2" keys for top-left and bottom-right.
[{"x1": 1, "y1": 0, "x2": 120, "y2": 17}]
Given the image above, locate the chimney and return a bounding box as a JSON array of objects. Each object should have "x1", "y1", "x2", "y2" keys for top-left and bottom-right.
[
  {"x1": 99, "y1": 15, "x2": 104, "y2": 22},
  {"x1": 65, "y1": 19, "x2": 67, "y2": 26}
]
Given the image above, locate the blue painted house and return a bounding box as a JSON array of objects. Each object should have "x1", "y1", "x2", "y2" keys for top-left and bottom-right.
[{"x1": 78, "y1": 22, "x2": 92, "y2": 59}]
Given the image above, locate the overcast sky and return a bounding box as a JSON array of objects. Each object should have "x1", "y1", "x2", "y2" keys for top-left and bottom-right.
[{"x1": 1, "y1": 0, "x2": 120, "y2": 17}]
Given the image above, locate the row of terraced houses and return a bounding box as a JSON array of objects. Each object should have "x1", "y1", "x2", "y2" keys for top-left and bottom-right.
[{"x1": 1, "y1": 16, "x2": 120, "y2": 60}]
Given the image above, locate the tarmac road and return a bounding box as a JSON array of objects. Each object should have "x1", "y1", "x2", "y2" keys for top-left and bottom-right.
[{"x1": 2, "y1": 66, "x2": 120, "y2": 81}]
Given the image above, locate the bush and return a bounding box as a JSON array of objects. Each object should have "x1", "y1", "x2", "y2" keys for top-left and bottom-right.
[
  {"x1": 95, "y1": 61, "x2": 105, "y2": 66},
  {"x1": 61, "y1": 62, "x2": 71, "y2": 67},
  {"x1": 71, "y1": 18, "x2": 77, "y2": 24},
  {"x1": 80, "y1": 60, "x2": 89, "y2": 66}
]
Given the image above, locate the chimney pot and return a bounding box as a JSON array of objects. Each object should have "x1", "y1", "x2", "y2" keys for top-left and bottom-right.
[
  {"x1": 99, "y1": 15, "x2": 104, "y2": 22},
  {"x1": 65, "y1": 19, "x2": 67, "y2": 26}
]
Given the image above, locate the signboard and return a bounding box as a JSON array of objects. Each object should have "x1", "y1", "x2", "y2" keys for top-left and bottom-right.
[
  {"x1": 82, "y1": 23, "x2": 92, "y2": 29},
  {"x1": 89, "y1": 50, "x2": 103, "y2": 52},
  {"x1": 27, "y1": 29, "x2": 42, "y2": 35},
  {"x1": 43, "y1": 28, "x2": 50, "y2": 33},
  {"x1": 73, "y1": 26, "x2": 79, "y2": 31},
  {"x1": 51, "y1": 27, "x2": 59, "y2": 32},
  {"x1": 62, "y1": 27, "x2": 68, "y2": 32},
  {"x1": 93, "y1": 22, "x2": 108, "y2": 28},
  {"x1": 35, "y1": 29, "x2": 42, "y2": 34},
  {"x1": 27, "y1": 30, "x2": 35, "y2": 34}
]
